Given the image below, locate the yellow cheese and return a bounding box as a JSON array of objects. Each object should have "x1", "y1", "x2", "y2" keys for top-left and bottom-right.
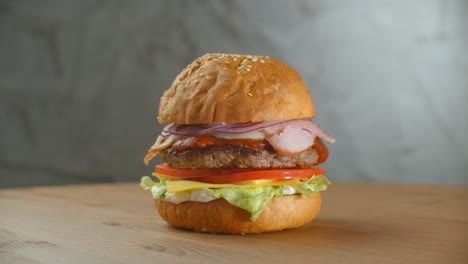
[{"x1": 164, "y1": 178, "x2": 300, "y2": 193}]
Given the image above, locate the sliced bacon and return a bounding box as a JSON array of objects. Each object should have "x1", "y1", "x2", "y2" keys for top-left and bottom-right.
[{"x1": 144, "y1": 135, "x2": 177, "y2": 165}]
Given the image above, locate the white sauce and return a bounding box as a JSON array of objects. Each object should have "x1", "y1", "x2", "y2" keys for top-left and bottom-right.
[
  {"x1": 163, "y1": 185, "x2": 297, "y2": 204},
  {"x1": 165, "y1": 189, "x2": 217, "y2": 204},
  {"x1": 282, "y1": 185, "x2": 296, "y2": 195}
]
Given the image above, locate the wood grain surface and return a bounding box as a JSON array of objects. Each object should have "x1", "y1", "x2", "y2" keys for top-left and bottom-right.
[{"x1": 1, "y1": 182, "x2": 467, "y2": 264}]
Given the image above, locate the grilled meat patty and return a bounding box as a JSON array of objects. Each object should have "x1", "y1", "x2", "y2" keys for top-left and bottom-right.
[{"x1": 160, "y1": 145, "x2": 319, "y2": 169}]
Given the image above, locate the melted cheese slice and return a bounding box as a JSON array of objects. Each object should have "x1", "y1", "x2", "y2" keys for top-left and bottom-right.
[{"x1": 163, "y1": 178, "x2": 300, "y2": 193}]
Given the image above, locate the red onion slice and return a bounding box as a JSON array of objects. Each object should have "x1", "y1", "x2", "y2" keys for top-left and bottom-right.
[
  {"x1": 162, "y1": 123, "x2": 234, "y2": 137},
  {"x1": 161, "y1": 121, "x2": 286, "y2": 137},
  {"x1": 160, "y1": 119, "x2": 335, "y2": 144},
  {"x1": 211, "y1": 121, "x2": 286, "y2": 134}
]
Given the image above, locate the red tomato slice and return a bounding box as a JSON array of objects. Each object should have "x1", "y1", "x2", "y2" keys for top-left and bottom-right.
[{"x1": 155, "y1": 165, "x2": 325, "y2": 184}]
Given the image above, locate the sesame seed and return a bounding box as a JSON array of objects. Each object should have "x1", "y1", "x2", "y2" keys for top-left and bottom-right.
[
  {"x1": 247, "y1": 92, "x2": 253, "y2": 96},
  {"x1": 260, "y1": 59, "x2": 265, "y2": 63},
  {"x1": 252, "y1": 57, "x2": 258, "y2": 62},
  {"x1": 206, "y1": 76, "x2": 212, "y2": 80},
  {"x1": 246, "y1": 55, "x2": 253, "y2": 59},
  {"x1": 200, "y1": 73, "x2": 204, "y2": 76},
  {"x1": 246, "y1": 68, "x2": 251, "y2": 71},
  {"x1": 194, "y1": 80, "x2": 199, "y2": 83},
  {"x1": 233, "y1": 58, "x2": 238, "y2": 61}
]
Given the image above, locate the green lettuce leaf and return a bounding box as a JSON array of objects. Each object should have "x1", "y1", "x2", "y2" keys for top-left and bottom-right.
[
  {"x1": 140, "y1": 176, "x2": 166, "y2": 199},
  {"x1": 140, "y1": 175, "x2": 330, "y2": 221},
  {"x1": 290, "y1": 175, "x2": 331, "y2": 197},
  {"x1": 140, "y1": 176, "x2": 157, "y2": 190},
  {"x1": 208, "y1": 186, "x2": 284, "y2": 220}
]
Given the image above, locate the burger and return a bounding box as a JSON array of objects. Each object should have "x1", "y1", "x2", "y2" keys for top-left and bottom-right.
[{"x1": 140, "y1": 53, "x2": 335, "y2": 234}]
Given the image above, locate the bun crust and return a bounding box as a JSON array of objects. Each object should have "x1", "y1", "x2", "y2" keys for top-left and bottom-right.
[
  {"x1": 158, "y1": 53, "x2": 315, "y2": 124},
  {"x1": 154, "y1": 192, "x2": 321, "y2": 234}
]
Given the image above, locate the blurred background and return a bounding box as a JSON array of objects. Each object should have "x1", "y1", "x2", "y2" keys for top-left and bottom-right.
[{"x1": 1, "y1": 0, "x2": 467, "y2": 188}]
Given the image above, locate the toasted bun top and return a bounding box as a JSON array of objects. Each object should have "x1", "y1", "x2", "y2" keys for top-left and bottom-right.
[{"x1": 158, "y1": 53, "x2": 315, "y2": 124}]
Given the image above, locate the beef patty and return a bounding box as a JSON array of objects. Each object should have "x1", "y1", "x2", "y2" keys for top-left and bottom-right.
[{"x1": 160, "y1": 145, "x2": 319, "y2": 169}]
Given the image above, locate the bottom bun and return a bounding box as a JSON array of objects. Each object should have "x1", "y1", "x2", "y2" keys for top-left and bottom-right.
[{"x1": 154, "y1": 192, "x2": 321, "y2": 234}]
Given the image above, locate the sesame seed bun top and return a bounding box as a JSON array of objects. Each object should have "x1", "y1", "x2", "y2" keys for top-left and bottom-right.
[{"x1": 158, "y1": 53, "x2": 315, "y2": 124}]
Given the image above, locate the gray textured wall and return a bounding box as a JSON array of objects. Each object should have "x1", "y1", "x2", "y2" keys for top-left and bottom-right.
[{"x1": 1, "y1": 0, "x2": 467, "y2": 188}]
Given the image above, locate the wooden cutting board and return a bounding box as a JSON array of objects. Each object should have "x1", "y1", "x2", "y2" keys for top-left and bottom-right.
[{"x1": 1, "y1": 182, "x2": 467, "y2": 264}]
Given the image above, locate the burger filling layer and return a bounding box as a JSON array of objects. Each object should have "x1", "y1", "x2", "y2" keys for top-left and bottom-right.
[{"x1": 141, "y1": 119, "x2": 335, "y2": 221}]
